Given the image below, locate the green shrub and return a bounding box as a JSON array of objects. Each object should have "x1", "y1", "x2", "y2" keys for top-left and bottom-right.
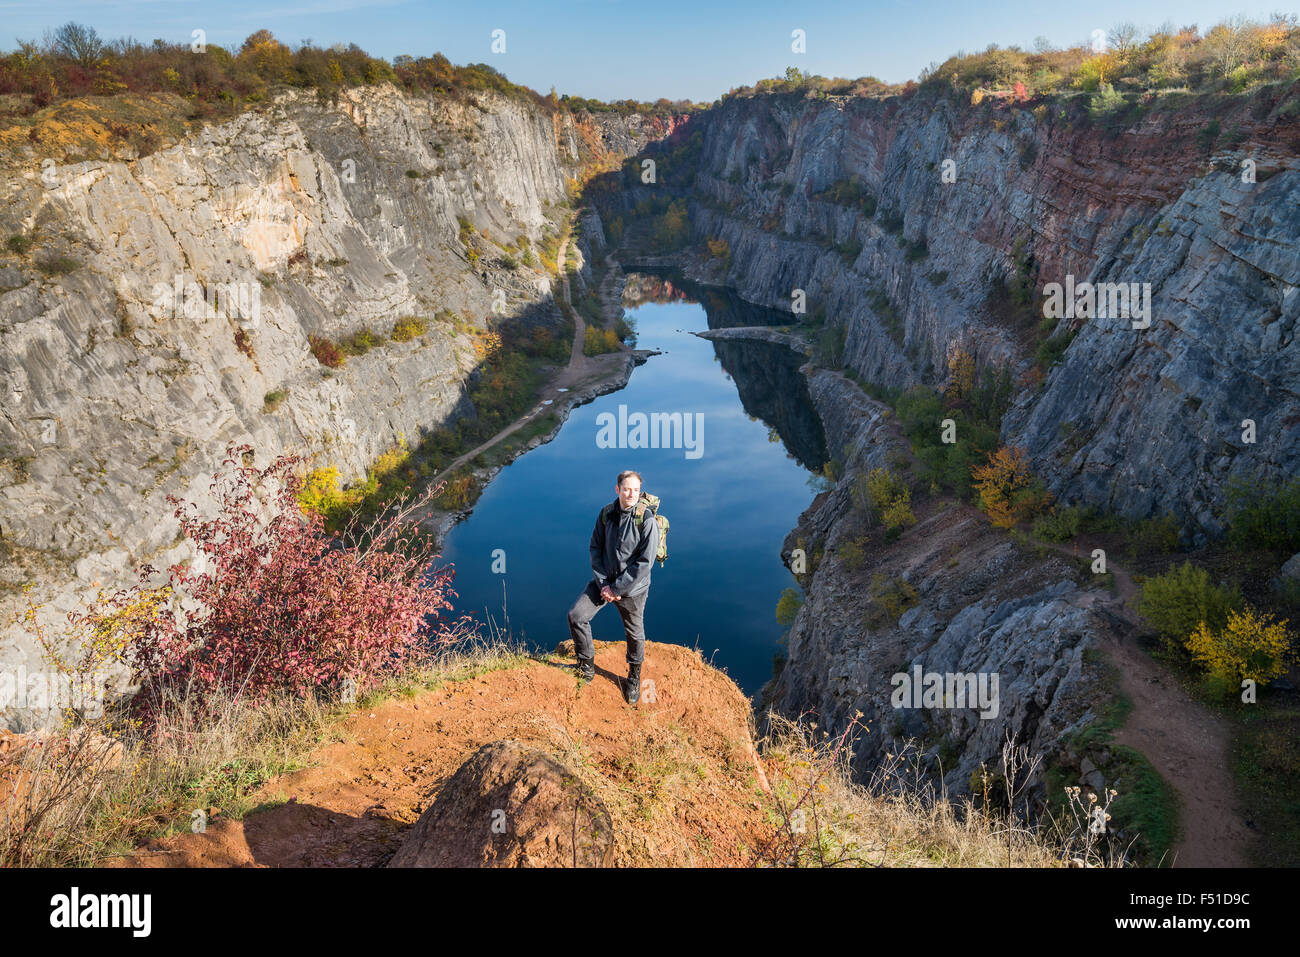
[
  {"x1": 894, "y1": 384, "x2": 1002, "y2": 498},
  {"x1": 1034, "y1": 328, "x2": 1076, "y2": 369},
  {"x1": 340, "y1": 328, "x2": 385, "y2": 356},
  {"x1": 901, "y1": 237, "x2": 929, "y2": 261},
  {"x1": 1003, "y1": 235, "x2": 1036, "y2": 308},
  {"x1": 5, "y1": 235, "x2": 32, "y2": 255},
  {"x1": 877, "y1": 210, "x2": 905, "y2": 234},
  {"x1": 1031, "y1": 506, "x2": 1081, "y2": 542},
  {"x1": 262, "y1": 389, "x2": 288, "y2": 413},
  {"x1": 1129, "y1": 513, "x2": 1181, "y2": 553},
  {"x1": 37, "y1": 256, "x2": 80, "y2": 276},
  {"x1": 866, "y1": 288, "x2": 903, "y2": 346},
  {"x1": 1196, "y1": 118, "x2": 1221, "y2": 151},
  {"x1": 837, "y1": 538, "x2": 867, "y2": 571},
  {"x1": 647, "y1": 199, "x2": 691, "y2": 252},
  {"x1": 814, "y1": 176, "x2": 876, "y2": 217},
  {"x1": 880, "y1": 497, "x2": 917, "y2": 536},
  {"x1": 866, "y1": 574, "x2": 919, "y2": 629},
  {"x1": 583, "y1": 325, "x2": 621, "y2": 356},
  {"x1": 775, "y1": 587, "x2": 803, "y2": 626},
  {"x1": 1088, "y1": 84, "x2": 1125, "y2": 117},
  {"x1": 813, "y1": 324, "x2": 846, "y2": 368},
  {"x1": 1223, "y1": 476, "x2": 1300, "y2": 553},
  {"x1": 835, "y1": 237, "x2": 863, "y2": 264},
  {"x1": 1275, "y1": 577, "x2": 1300, "y2": 619},
  {"x1": 577, "y1": 292, "x2": 603, "y2": 326},
  {"x1": 391, "y1": 316, "x2": 428, "y2": 342},
  {"x1": 1137, "y1": 562, "x2": 1241, "y2": 651},
  {"x1": 823, "y1": 457, "x2": 843, "y2": 483}
]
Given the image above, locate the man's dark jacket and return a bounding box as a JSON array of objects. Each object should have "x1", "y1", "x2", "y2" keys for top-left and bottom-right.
[{"x1": 589, "y1": 500, "x2": 660, "y2": 599}]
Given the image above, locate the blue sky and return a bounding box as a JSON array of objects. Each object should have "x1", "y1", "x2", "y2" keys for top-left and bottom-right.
[{"x1": 1, "y1": 1, "x2": 1292, "y2": 101}]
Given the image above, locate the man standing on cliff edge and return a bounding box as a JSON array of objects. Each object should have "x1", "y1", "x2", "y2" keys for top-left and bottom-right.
[{"x1": 567, "y1": 470, "x2": 660, "y2": 704}]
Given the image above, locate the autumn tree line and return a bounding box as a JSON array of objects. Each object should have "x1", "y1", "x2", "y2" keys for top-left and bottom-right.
[
  {"x1": 720, "y1": 15, "x2": 1300, "y2": 101},
  {"x1": 0, "y1": 22, "x2": 692, "y2": 121}
]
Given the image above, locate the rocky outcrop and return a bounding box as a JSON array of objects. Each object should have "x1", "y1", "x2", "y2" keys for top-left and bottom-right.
[
  {"x1": 0, "y1": 86, "x2": 662, "y2": 727},
  {"x1": 679, "y1": 86, "x2": 1300, "y2": 538},
  {"x1": 765, "y1": 369, "x2": 1113, "y2": 798},
  {"x1": 692, "y1": 325, "x2": 809, "y2": 353},
  {"x1": 387, "y1": 739, "x2": 615, "y2": 868}
]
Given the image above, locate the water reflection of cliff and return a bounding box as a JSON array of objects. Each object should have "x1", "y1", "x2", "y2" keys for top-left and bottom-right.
[
  {"x1": 712, "y1": 338, "x2": 828, "y2": 473},
  {"x1": 623, "y1": 270, "x2": 787, "y2": 328},
  {"x1": 622, "y1": 272, "x2": 694, "y2": 306},
  {"x1": 625, "y1": 270, "x2": 827, "y2": 472}
]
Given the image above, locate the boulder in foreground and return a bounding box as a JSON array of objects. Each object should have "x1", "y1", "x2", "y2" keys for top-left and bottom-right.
[{"x1": 387, "y1": 739, "x2": 614, "y2": 867}]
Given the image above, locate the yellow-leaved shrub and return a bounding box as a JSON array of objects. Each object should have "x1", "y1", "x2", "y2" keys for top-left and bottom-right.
[{"x1": 1185, "y1": 607, "x2": 1293, "y2": 685}]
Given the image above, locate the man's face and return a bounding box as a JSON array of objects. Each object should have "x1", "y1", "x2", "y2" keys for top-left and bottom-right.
[{"x1": 617, "y1": 478, "x2": 641, "y2": 509}]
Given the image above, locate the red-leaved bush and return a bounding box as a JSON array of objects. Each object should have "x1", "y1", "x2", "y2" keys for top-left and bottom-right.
[{"x1": 97, "y1": 443, "x2": 460, "y2": 724}]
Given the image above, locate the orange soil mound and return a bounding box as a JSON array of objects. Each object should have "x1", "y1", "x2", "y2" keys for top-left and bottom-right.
[{"x1": 108, "y1": 640, "x2": 776, "y2": 867}]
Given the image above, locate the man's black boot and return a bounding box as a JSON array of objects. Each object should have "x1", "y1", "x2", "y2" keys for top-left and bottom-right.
[
  {"x1": 624, "y1": 663, "x2": 642, "y2": 704},
  {"x1": 575, "y1": 656, "x2": 595, "y2": 683}
]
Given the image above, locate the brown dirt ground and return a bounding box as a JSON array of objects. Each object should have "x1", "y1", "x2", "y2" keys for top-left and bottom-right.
[
  {"x1": 1039, "y1": 531, "x2": 1251, "y2": 867},
  {"x1": 107, "y1": 640, "x2": 777, "y2": 867}
]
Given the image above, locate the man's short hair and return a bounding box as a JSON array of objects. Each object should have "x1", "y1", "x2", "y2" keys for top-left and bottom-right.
[{"x1": 616, "y1": 470, "x2": 643, "y2": 488}]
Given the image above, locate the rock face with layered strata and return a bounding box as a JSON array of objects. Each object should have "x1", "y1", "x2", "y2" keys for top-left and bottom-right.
[
  {"x1": 679, "y1": 88, "x2": 1300, "y2": 537},
  {"x1": 659, "y1": 86, "x2": 1297, "y2": 798}
]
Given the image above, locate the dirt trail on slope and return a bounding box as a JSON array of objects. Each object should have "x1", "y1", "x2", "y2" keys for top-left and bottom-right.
[
  {"x1": 107, "y1": 642, "x2": 775, "y2": 868},
  {"x1": 423, "y1": 214, "x2": 637, "y2": 496},
  {"x1": 1040, "y1": 534, "x2": 1250, "y2": 866},
  {"x1": 559, "y1": 229, "x2": 588, "y2": 374}
]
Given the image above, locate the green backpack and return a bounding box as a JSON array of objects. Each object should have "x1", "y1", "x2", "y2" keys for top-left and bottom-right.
[{"x1": 602, "y1": 493, "x2": 670, "y2": 567}]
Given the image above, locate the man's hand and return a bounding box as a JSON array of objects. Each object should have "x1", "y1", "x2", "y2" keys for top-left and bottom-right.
[{"x1": 600, "y1": 585, "x2": 621, "y2": 602}]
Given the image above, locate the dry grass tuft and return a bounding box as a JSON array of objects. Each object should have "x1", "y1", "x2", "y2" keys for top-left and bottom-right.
[
  {"x1": 0, "y1": 625, "x2": 516, "y2": 868},
  {"x1": 753, "y1": 712, "x2": 1125, "y2": 867}
]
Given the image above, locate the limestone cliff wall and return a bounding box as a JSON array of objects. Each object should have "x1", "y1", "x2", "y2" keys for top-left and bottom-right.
[
  {"x1": 0, "y1": 85, "x2": 659, "y2": 724},
  {"x1": 661, "y1": 85, "x2": 1298, "y2": 799},
  {"x1": 683, "y1": 87, "x2": 1300, "y2": 536}
]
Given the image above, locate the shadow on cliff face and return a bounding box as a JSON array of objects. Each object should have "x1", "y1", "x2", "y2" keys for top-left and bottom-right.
[{"x1": 415, "y1": 293, "x2": 574, "y2": 447}]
